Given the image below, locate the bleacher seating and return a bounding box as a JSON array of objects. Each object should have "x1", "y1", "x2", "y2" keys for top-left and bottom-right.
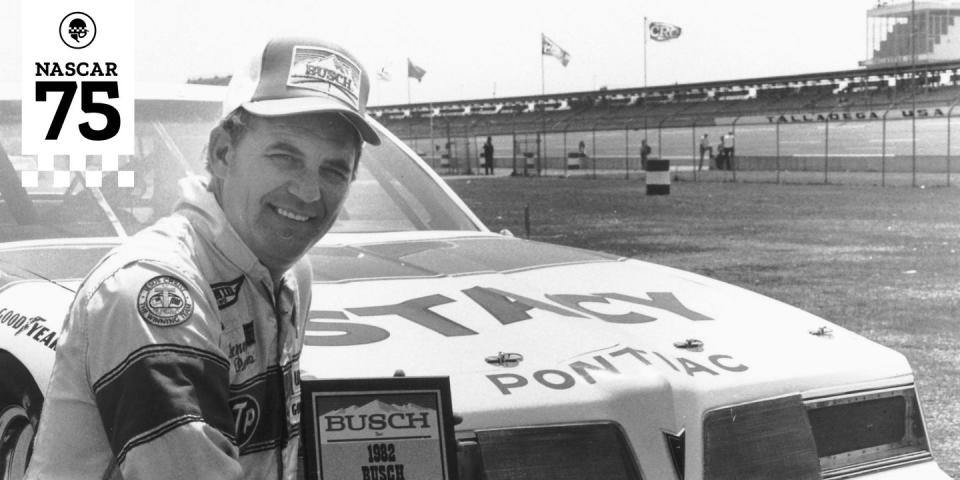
[
  {"x1": 874, "y1": 13, "x2": 958, "y2": 62},
  {"x1": 371, "y1": 62, "x2": 960, "y2": 140}
]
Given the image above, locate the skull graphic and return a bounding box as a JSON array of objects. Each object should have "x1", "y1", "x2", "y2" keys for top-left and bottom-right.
[{"x1": 68, "y1": 18, "x2": 88, "y2": 43}]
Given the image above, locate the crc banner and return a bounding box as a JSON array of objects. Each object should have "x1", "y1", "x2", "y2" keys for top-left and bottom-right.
[{"x1": 21, "y1": 0, "x2": 134, "y2": 188}]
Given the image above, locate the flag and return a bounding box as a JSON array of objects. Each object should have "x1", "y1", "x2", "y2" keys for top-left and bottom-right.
[
  {"x1": 376, "y1": 66, "x2": 392, "y2": 82},
  {"x1": 649, "y1": 21, "x2": 682, "y2": 41},
  {"x1": 541, "y1": 33, "x2": 571, "y2": 67},
  {"x1": 407, "y1": 58, "x2": 426, "y2": 82}
]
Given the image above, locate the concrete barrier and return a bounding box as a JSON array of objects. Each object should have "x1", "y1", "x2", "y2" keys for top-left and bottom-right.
[
  {"x1": 524, "y1": 152, "x2": 535, "y2": 169},
  {"x1": 734, "y1": 155, "x2": 960, "y2": 173}
]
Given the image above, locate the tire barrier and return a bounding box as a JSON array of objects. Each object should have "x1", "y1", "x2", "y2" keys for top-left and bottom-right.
[{"x1": 645, "y1": 159, "x2": 670, "y2": 195}]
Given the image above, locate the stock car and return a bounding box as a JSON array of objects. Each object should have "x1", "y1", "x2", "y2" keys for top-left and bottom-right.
[{"x1": 0, "y1": 84, "x2": 951, "y2": 480}]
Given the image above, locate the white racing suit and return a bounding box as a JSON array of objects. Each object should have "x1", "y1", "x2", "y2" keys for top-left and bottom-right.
[{"x1": 27, "y1": 177, "x2": 310, "y2": 479}]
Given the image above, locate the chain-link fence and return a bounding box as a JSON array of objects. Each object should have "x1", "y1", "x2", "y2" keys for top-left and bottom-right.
[{"x1": 387, "y1": 89, "x2": 960, "y2": 187}]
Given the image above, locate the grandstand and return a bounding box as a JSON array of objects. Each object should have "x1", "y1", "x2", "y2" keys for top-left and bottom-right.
[
  {"x1": 370, "y1": 1, "x2": 960, "y2": 181},
  {"x1": 370, "y1": 61, "x2": 960, "y2": 135},
  {"x1": 863, "y1": 1, "x2": 960, "y2": 68}
]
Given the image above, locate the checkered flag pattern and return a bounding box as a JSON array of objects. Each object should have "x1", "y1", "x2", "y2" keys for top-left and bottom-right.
[{"x1": 20, "y1": 153, "x2": 134, "y2": 188}]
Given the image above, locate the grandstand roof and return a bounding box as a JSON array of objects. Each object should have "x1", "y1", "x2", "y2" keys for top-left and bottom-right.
[
  {"x1": 369, "y1": 60, "x2": 960, "y2": 116},
  {"x1": 868, "y1": 1, "x2": 960, "y2": 17}
]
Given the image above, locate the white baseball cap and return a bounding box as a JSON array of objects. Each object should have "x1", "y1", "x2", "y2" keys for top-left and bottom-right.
[{"x1": 223, "y1": 36, "x2": 380, "y2": 145}]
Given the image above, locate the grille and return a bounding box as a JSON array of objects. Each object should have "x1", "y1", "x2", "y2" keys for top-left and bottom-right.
[
  {"x1": 703, "y1": 394, "x2": 821, "y2": 480},
  {"x1": 459, "y1": 422, "x2": 641, "y2": 480},
  {"x1": 805, "y1": 386, "x2": 931, "y2": 477},
  {"x1": 702, "y1": 386, "x2": 933, "y2": 480}
]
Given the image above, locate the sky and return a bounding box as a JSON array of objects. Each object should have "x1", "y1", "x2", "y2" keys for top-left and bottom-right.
[{"x1": 2, "y1": 0, "x2": 898, "y2": 106}]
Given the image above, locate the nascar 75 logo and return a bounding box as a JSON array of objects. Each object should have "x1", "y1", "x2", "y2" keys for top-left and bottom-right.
[
  {"x1": 34, "y1": 79, "x2": 121, "y2": 141},
  {"x1": 21, "y1": 2, "x2": 135, "y2": 185}
]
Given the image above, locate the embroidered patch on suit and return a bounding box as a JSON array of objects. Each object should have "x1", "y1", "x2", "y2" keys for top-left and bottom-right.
[
  {"x1": 137, "y1": 275, "x2": 194, "y2": 327},
  {"x1": 211, "y1": 276, "x2": 245, "y2": 310}
]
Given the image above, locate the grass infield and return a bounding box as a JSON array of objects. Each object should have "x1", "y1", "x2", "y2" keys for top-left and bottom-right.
[{"x1": 446, "y1": 175, "x2": 960, "y2": 477}]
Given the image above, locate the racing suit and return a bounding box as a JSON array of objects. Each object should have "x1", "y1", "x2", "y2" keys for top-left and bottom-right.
[{"x1": 26, "y1": 176, "x2": 310, "y2": 479}]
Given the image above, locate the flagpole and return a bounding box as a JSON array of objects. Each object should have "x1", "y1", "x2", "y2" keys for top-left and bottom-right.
[
  {"x1": 540, "y1": 35, "x2": 546, "y2": 100},
  {"x1": 540, "y1": 38, "x2": 546, "y2": 177},
  {"x1": 643, "y1": 16, "x2": 648, "y2": 88}
]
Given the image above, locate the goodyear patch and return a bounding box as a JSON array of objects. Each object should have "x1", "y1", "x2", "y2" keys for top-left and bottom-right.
[{"x1": 137, "y1": 275, "x2": 194, "y2": 327}]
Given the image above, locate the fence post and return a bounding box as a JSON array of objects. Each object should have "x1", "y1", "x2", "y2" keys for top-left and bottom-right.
[
  {"x1": 824, "y1": 117, "x2": 830, "y2": 184},
  {"x1": 731, "y1": 116, "x2": 742, "y2": 182},
  {"x1": 691, "y1": 121, "x2": 698, "y2": 181},
  {"x1": 536, "y1": 132, "x2": 542, "y2": 177},
  {"x1": 592, "y1": 123, "x2": 598, "y2": 180},
  {"x1": 523, "y1": 133, "x2": 530, "y2": 177},
  {"x1": 945, "y1": 94, "x2": 960, "y2": 187},
  {"x1": 445, "y1": 120, "x2": 452, "y2": 174},
  {"x1": 882, "y1": 109, "x2": 890, "y2": 187},
  {"x1": 563, "y1": 127, "x2": 568, "y2": 177},
  {"x1": 911, "y1": 90, "x2": 917, "y2": 188},
  {"x1": 657, "y1": 119, "x2": 664, "y2": 160},
  {"x1": 643, "y1": 116, "x2": 648, "y2": 155},
  {"x1": 776, "y1": 119, "x2": 781, "y2": 184},
  {"x1": 624, "y1": 124, "x2": 630, "y2": 180},
  {"x1": 512, "y1": 129, "x2": 518, "y2": 176},
  {"x1": 464, "y1": 123, "x2": 473, "y2": 175},
  {"x1": 543, "y1": 125, "x2": 549, "y2": 176}
]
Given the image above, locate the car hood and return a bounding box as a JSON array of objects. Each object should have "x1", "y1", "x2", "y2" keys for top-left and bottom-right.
[
  {"x1": 0, "y1": 232, "x2": 913, "y2": 432},
  {"x1": 300, "y1": 233, "x2": 912, "y2": 428}
]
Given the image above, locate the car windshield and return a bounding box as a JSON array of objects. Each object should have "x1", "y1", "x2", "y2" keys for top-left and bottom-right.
[{"x1": 0, "y1": 98, "x2": 480, "y2": 244}]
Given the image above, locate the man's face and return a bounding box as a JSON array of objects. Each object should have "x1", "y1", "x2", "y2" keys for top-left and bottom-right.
[{"x1": 213, "y1": 113, "x2": 359, "y2": 275}]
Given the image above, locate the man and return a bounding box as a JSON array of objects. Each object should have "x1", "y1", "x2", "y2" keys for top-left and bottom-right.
[
  {"x1": 640, "y1": 138, "x2": 652, "y2": 170},
  {"x1": 26, "y1": 36, "x2": 380, "y2": 480},
  {"x1": 721, "y1": 130, "x2": 736, "y2": 170},
  {"x1": 698, "y1": 133, "x2": 712, "y2": 171},
  {"x1": 482, "y1": 136, "x2": 495, "y2": 175}
]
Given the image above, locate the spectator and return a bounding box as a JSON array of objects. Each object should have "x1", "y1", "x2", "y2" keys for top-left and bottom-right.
[
  {"x1": 640, "y1": 138, "x2": 652, "y2": 170},
  {"x1": 482, "y1": 136, "x2": 494, "y2": 175},
  {"x1": 698, "y1": 133, "x2": 712, "y2": 171},
  {"x1": 716, "y1": 136, "x2": 727, "y2": 170},
  {"x1": 721, "y1": 131, "x2": 736, "y2": 170}
]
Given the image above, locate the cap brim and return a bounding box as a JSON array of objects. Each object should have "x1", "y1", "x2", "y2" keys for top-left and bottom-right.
[{"x1": 241, "y1": 97, "x2": 381, "y2": 146}]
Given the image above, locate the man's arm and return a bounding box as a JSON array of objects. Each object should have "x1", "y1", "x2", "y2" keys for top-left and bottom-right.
[{"x1": 85, "y1": 262, "x2": 242, "y2": 480}]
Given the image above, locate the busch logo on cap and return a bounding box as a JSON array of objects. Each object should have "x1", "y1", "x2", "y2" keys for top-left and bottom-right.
[{"x1": 287, "y1": 46, "x2": 361, "y2": 110}]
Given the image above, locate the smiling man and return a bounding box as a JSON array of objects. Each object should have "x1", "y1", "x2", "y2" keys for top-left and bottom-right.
[{"x1": 26, "y1": 37, "x2": 380, "y2": 480}]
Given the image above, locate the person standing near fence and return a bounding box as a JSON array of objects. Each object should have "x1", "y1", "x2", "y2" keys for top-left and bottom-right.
[
  {"x1": 722, "y1": 131, "x2": 736, "y2": 170},
  {"x1": 699, "y1": 133, "x2": 712, "y2": 171},
  {"x1": 640, "y1": 138, "x2": 652, "y2": 170},
  {"x1": 482, "y1": 136, "x2": 495, "y2": 175},
  {"x1": 716, "y1": 135, "x2": 726, "y2": 170}
]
